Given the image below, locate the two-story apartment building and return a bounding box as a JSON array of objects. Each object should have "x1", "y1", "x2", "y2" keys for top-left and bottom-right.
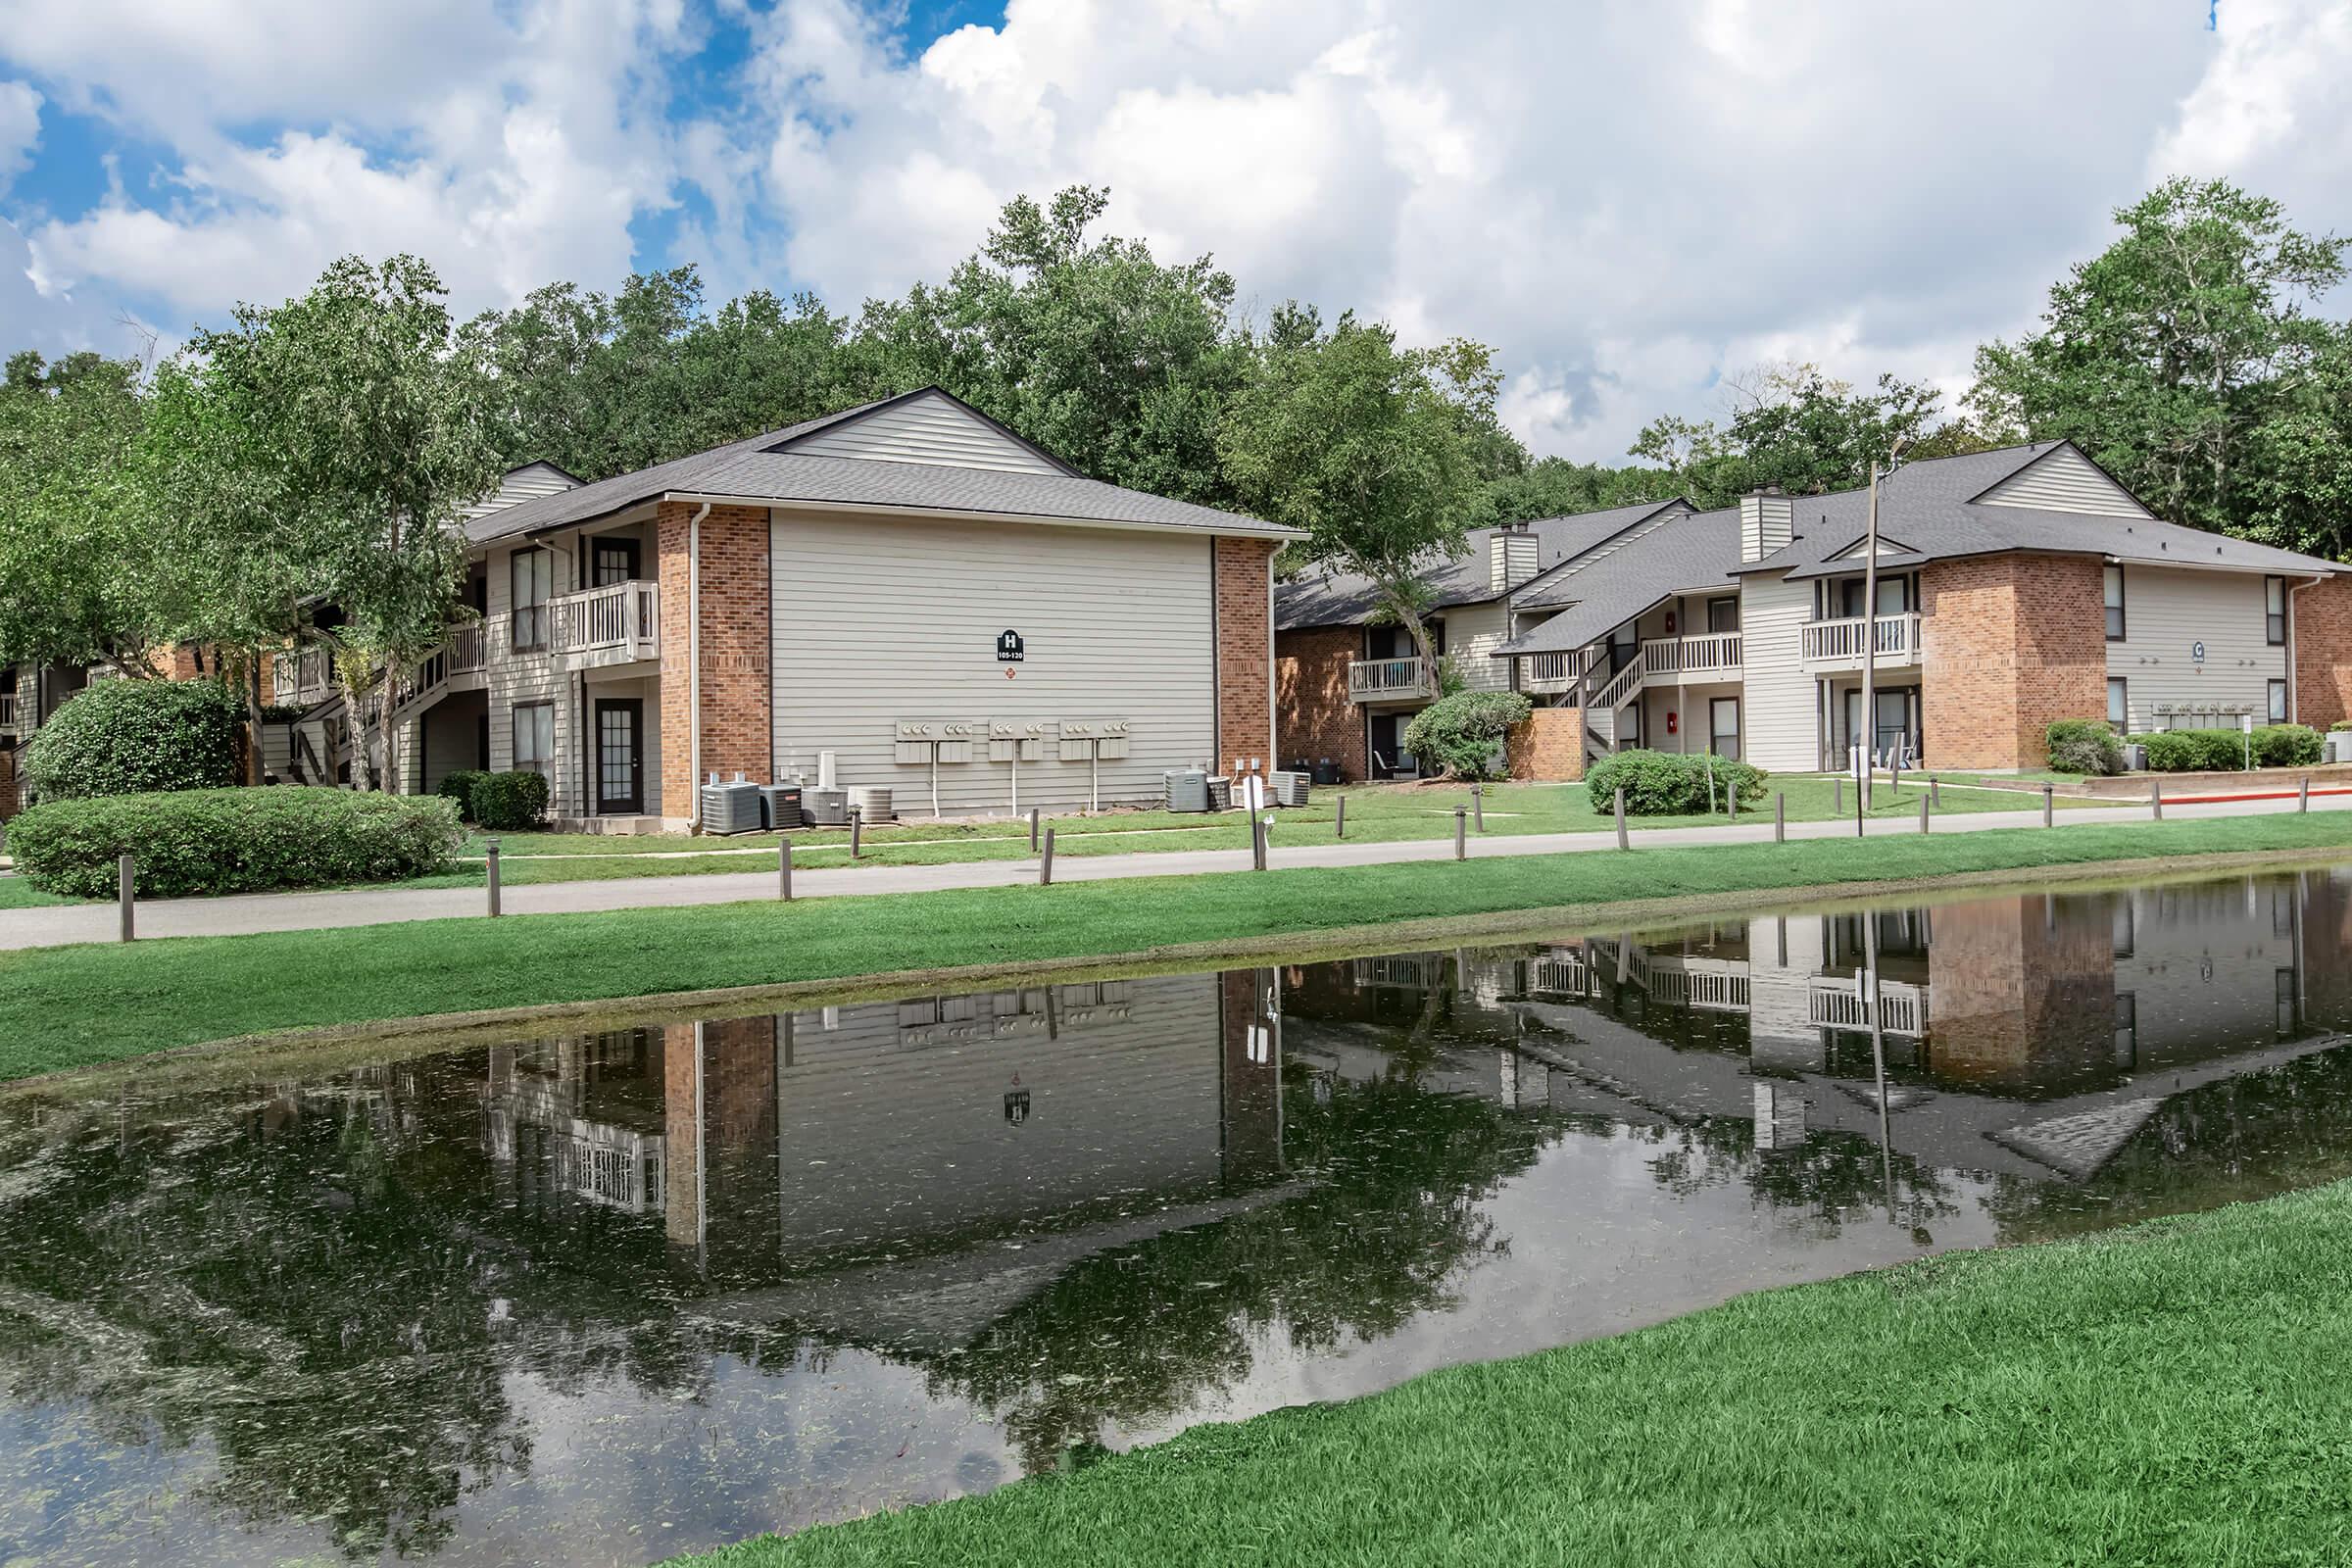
[
  {"x1": 1277, "y1": 441, "x2": 2352, "y2": 779},
  {"x1": 295, "y1": 387, "x2": 1293, "y2": 828}
]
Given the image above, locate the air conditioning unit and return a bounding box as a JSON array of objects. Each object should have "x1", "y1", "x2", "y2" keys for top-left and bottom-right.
[
  {"x1": 1269, "y1": 770, "x2": 1311, "y2": 808},
  {"x1": 760, "y1": 784, "x2": 804, "y2": 830},
  {"x1": 804, "y1": 786, "x2": 850, "y2": 826},
  {"x1": 2327, "y1": 731, "x2": 2352, "y2": 765},
  {"x1": 1164, "y1": 768, "x2": 1210, "y2": 812},
  {"x1": 1205, "y1": 776, "x2": 1235, "y2": 811},
  {"x1": 700, "y1": 778, "x2": 764, "y2": 835},
  {"x1": 2122, "y1": 743, "x2": 2149, "y2": 772},
  {"x1": 847, "y1": 785, "x2": 895, "y2": 822}
]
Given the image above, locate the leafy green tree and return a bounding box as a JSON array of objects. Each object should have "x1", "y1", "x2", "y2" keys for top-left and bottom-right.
[
  {"x1": 1631, "y1": 364, "x2": 1981, "y2": 508},
  {"x1": 2239, "y1": 324, "x2": 2352, "y2": 560},
  {"x1": 1969, "y1": 176, "x2": 2349, "y2": 535},
  {"x1": 1220, "y1": 308, "x2": 1497, "y2": 671},
  {"x1": 1471, "y1": 454, "x2": 1683, "y2": 527}
]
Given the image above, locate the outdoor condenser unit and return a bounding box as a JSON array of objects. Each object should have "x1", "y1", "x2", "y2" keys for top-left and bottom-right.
[
  {"x1": 1164, "y1": 768, "x2": 1210, "y2": 812},
  {"x1": 700, "y1": 775, "x2": 765, "y2": 835},
  {"x1": 1269, "y1": 770, "x2": 1312, "y2": 808},
  {"x1": 804, "y1": 786, "x2": 850, "y2": 826},
  {"x1": 1205, "y1": 776, "x2": 1234, "y2": 811},
  {"x1": 848, "y1": 785, "x2": 895, "y2": 822},
  {"x1": 2122, "y1": 743, "x2": 2149, "y2": 772},
  {"x1": 760, "y1": 784, "x2": 804, "y2": 830}
]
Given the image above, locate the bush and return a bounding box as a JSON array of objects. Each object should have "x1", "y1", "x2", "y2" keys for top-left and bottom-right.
[
  {"x1": 2125, "y1": 728, "x2": 2304, "y2": 772},
  {"x1": 1402, "y1": 691, "x2": 1533, "y2": 781},
  {"x1": 468, "y1": 769, "x2": 551, "y2": 831},
  {"x1": 437, "y1": 769, "x2": 490, "y2": 820},
  {"x1": 2043, "y1": 719, "x2": 2125, "y2": 776},
  {"x1": 22, "y1": 678, "x2": 246, "y2": 801},
  {"x1": 2253, "y1": 723, "x2": 2322, "y2": 767},
  {"x1": 1587, "y1": 748, "x2": 1767, "y2": 815},
  {"x1": 7, "y1": 787, "x2": 462, "y2": 899}
]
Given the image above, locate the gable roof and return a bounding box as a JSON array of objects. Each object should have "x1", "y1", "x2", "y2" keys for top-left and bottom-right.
[
  {"x1": 1495, "y1": 509, "x2": 1748, "y2": 657},
  {"x1": 464, "y1": 387, "x2": 1291, "y2": 546},
  {"x1": 1274, "y1": 499, "x2": 1685, "y2": 632}
]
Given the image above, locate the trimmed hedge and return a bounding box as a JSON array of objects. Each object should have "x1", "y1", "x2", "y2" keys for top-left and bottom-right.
[
  {"x1": 7, "y1": 787, "x2": 463, "y2": 899},
  {"x1": 21, "y1": 678, "x2": 246, "y2": 801},
  {"x1": 1401, "y1": 691, "x2": 1533, "y2": 781},
  {"x1": 2125, "y1": 724, "x2": 2321, "y2": 773},
  {"x1": 1586, "y1": 748, "x2": 1767, "y2": 815},
  {"x1": 438, "y1": 769, "x2": 490, "y2": 818},
  {"x1": 470, "y1": 770, "x2": 551, "y2": 831},
  {"x1": 2044, "y1": 719, "x2": 2125, "y2": 776}
]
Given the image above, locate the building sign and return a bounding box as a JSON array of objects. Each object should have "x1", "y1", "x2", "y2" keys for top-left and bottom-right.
[
  {"x1": 2191, "y1": 641, "x2": 2207, "y2": 663},
  {"x1": 997, "y1": 629, "x2": 1025, "y2": 662}
]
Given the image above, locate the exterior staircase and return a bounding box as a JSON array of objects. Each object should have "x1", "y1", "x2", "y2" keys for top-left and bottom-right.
[{"x1": 1583, "y1": 657, "x2": 1644, "y2": 768}]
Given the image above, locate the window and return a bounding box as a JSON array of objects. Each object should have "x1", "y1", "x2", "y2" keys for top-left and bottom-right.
[
  {"x1": 2270, "y1": 678, "x2": 2287, "y2": 723},
  {"x1": 2108, "y1": 677, "x2": 2129, "y2": 732},
  {"x1": 2103, "y1": 565, "x2": 2126, "y2": 641},
  {"x1": 1706, "y1": 598, "x2": 1740, "y2": 634},
  {"x1": 592, "y1": 537, "x2": 640, "y2": 588},
  {"x1": 511, "y1": 549, "x2": 554, "y2": 652},
  {"x1": 1709, "y1": 697, "x2": 1740, "y2": 762},
  {"x1": 513, "y1": 701, "x2": 554, "y2": 776},
  {"x1": 2266, "y1": 576, "x2": 2287, "y2": 646}
]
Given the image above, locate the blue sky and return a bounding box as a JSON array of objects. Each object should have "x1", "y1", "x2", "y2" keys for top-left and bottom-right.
[{"x1": 1, "y1": 1, "x2": 2344, "y2": 461}]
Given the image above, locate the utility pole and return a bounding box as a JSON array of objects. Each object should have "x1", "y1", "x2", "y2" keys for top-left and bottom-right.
[{"x1": 1856, "y1": 435, "x2": 1908, "y2": 840}]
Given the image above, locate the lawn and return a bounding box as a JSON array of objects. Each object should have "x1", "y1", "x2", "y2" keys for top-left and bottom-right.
[
  {"x1": 1, "y1": 810, "x2": 2347, "y2": 1082},
  {"x1": 671, "y1": 1178, "x2": 2352, "y2": 1567},
  {"x1": 0, "y1": 875, "x2": 74, "y2": 910},
  {"x1": 416, "y1": 775, "x2": 2098, "y2": 888}
]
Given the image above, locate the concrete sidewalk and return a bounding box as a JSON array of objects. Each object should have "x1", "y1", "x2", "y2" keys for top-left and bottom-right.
[{"x1": 3, "y1": 793, "x2": 2345, "y2": 953}]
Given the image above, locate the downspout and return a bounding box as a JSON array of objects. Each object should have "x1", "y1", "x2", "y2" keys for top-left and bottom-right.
[
  {"x1": 686, "y1": 502, "x2": 711, "y2": 829},
  {"x1": 2286, "y1": 573, "x2": 2327, "y2": 726}
]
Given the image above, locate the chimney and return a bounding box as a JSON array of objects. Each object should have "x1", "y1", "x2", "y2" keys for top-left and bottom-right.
[
  {"x1": 1490, "y1": 523, "x2": 1540, "y2": 590},
  {"x1": 1740, "y1": 485, "x2": 1793, "y2": 564}
]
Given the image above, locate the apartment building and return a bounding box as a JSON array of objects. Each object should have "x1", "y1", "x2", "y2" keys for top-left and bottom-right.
[{"x1": 1277, "y1": 441, "x2": 2352, "y2": 779}]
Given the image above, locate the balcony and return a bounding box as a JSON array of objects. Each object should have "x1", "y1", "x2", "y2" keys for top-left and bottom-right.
[
  {"x1": 1800, "y1": 612, "x2": 1922, "y2": 669},
  {"x1": 1520, "y1": 649, "x2": 1595, "y2": 696},
  {"x1": 270, "y1": 646, "x2": 334, "y2": 707},
  {"x1": 1808, "y1": 977, "x2": 1927, "y2": 1036},
  {"x1": 0, "y1": 691, "x2": 18, "y2": 734},
  {"x1": 1641, "y1": 632, "x2": 1742, "y2": 681},
  {"x1": 1348, "y1": 656, "x2": 1437, "y2": 703},
  {"x1": 550, "y1": 579, "x2": 661, "y2": 668}
]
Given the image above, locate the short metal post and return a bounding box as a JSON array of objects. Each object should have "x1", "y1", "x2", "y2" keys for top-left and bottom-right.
[
  {"x1": 2152, "y1": 778, "x2": 2164, "y2": 821},
  {"x1": 1775, "y1": 792, "x2": 1786, "y2": 844},
  {"x1": 850, "y1": 807, "x2": 863, "y2": 859},
  {"x1": 1920, "y1": 794, "x2": 1931, "y2": 834},
  {"x1": 1336, "y1": 795, "x2": 1347, "y2": 839},
  {"x1": 1472, "y1": 785, "x2": 1485, "y2": 832},
  {"x1": 1931, "y1": 775, "x2": 1942, "y2": 808},
  {"x1": 118, "y1": 854, "x2": 134, "y2": 942},
  {"x1": 486, "y1": 838, "x2": 502, "y2": 917},
  {"x1": 1614, "y1": 788, "x2": 1628, "y2": 851},
  {"x1": 1040, "y1": 827, "x2": 1055, "y2": 885},
  {"x1": 778, "y1": 838, "x2": 793, "y2": 901},
  {"x1": 2043, "y1": 783, "x2": 2054, "y2": 827},
  {"x1": 1454, "y1": 807, "x2": 1467, "y2": 861},
  {"x1": 1029, "y1": 807, "x2": 1040, "y2": 852}
]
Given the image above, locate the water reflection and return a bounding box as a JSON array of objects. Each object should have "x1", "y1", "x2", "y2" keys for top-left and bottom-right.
[{"x1": 4, "y1": 868, "x2": 2352, "y2": 1565}]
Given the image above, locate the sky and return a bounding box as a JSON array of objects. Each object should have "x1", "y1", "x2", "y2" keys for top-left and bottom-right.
[{"x1": 0, "y1": 0, "x2": 2346, "y2": 464}]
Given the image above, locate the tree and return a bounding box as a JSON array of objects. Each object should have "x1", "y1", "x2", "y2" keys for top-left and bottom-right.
[
  {"x1": 151, "y1": 255, "x2": 502, "y2": 792},
  {"x1": 1969, "y1": 176, "x2": 2349, "y2": 534},
  {"x1": 2239, "y1": 324, "x2": 2352, "y2": 560},
  {"x1": 0, "y1": 351, "x2": 181, "y2": 673},
  {"x1": 1470, "y1": 455, "x2": 1683, "y2": 528},
  {"x1": 1219, "y1": 308, "x2": 1493, "y2": 673}
]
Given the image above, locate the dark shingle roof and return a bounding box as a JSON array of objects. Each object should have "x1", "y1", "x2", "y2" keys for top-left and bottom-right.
[
  {"x1": 1274, "y1": 499, "x2": 1683, "y2": 631},
  {"x1": 465, "y1": 389, "x2": 1291, "y2": 546},
  {"x1": 1496, "y1": 510, "x2": 1748, "y2": 656}
]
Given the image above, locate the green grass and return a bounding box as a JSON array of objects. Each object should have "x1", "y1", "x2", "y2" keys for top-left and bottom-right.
[
  {"x1": 3, "y1": 811, "x2": 2348, "y2": 1082},
  {"x1": 424, "y1": 777, "x2": 2096, "y2": 888},
  {"x1": 0, "y1": 875, "x2": 74, "y2": 910},
  {"x1": 671, "y1": 1179, "x2": 2352, "y2": 1567}
]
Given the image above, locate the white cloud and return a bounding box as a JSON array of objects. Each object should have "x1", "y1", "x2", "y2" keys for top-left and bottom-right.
[
  {"x1": 2152, "y1": 0, "x2": 2352, "y2": 241},
  {"x1": 0, "y1": 79, "x2": 36, "y2": 193}
]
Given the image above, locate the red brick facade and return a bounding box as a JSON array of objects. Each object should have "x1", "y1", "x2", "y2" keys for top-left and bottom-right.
[
  {"x1": 0, "y1": 747, "x2": 16, "y2": 820},
  {"x1": 2294, "y1": 574, "x2": 2352, "y2": 731},
  {"x1": 1214, "y1": 538, "x2": 1278, "y2": 776},
  {"x1": 1274, "y1": 625, "x2": 1366, "y2": 779},
  {"x1": 1506, "y1": 706, "x2": 1585, "y2": 782},
  {"x1": 657, "y1": 501, "x2": 772, "y2": 819},
  {"x1": 1921, "y1": 553, "x2": 2107, "y2": 770}
]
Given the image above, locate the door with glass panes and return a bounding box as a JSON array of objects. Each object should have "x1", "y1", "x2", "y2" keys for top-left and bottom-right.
[{"x1": 594, "y1": 698, "x2": 644, "y2": 814}]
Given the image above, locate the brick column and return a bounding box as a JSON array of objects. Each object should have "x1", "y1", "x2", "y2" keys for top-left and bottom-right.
[
  {"x1": 1274, "y1": 625, "x2": 1367, "y2": 780},
  {"x1": 2293, "y1": 574, "x2": 2352, "y2": 731},
  {"x1": 1507, "y1": 707, "x2": 1586, "y2": 781},
  {"x1": 0, "y1": 748, "x2": 16, "y2": 820},
  {"x1": 658, "y1": 501, "x2": 773, "y2": 819},
  {"x1": 1214, "y1": 538, "x2": 1278, "y2": 775},
  {"x1": 1921, "y1": 553, "x2": 2105, "y2": 770}
]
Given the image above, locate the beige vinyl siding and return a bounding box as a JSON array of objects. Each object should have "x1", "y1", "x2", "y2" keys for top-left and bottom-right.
[
  {"x1": 1740, "y1": 572, "x2": 1818, "y2": 772},
  {"x1": 1444, "y1": 601, "x2": 1515, "y2": 693},
  {"x1": 1746, "y1": 913, "x2": 1833, "y2": 1072},
  {"x1": 483, "y1": 536, "x2": 584, "y2": 817},
  {"x1": 2105, "y1": 564, "x2": 2284, "y2": 732},
  {"x1": 790, "y1": 391, "x2": 1065, "y2": 474},
  {"x1": 1641, "y1": 678, "x2": 1739, "y2": 758},
  {"x1": 770, "y1": 510, "x2": 1215, "y2": 813},
  {"x1": 466, "y1": 461, "x2": 580, "y2": 520},
  {"x1": 1975, "y1": 446, "x2": 2147, "y2": 517}
]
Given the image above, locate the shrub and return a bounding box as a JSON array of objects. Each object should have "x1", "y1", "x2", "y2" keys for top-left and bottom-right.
[
  {"x1": 437, "y1": 769, "x2": 490, "y2": 820},
  {"x1": 2127, "y1": 728, "x2": 2292, "y2": 772},
  {"x1": 21, "y1": 678, "x2": 246, "y2": 801},
  {"x1": 1402, "y1": 691, "x2": 1533, "y2": 781},
  {"x1": 7, "y1": 787, "x2": 462, "y2": 899},
  {"x1": 2044, "y1": 719, "x2": 2125, "y2": 776},
  {"x1": 468, "y1": 769, "x2": 551, "y2": 831},
  {"x1": 2253, "y1": 723, "x2": 2322, "y2": 767},
  {"x1": 1587, "y1": 748, "x2": 1767, "y2": 815}
]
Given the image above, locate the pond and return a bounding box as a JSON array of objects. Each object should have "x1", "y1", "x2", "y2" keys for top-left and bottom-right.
[{"x1": 7, "y1": 864, "x2": 2352, "y2": 1564}]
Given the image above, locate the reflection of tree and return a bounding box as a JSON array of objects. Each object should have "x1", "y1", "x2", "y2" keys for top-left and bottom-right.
[
  {"x1": 1644, "y1": 1114, "x2": 1962, "y2": 1234},
  {"x1": 903, "y1": 1066, "x2": 1558, "y2": 1474},
  {"x1": 1986, "y1": 1044, "x2": 2352, "y2": 1244}
]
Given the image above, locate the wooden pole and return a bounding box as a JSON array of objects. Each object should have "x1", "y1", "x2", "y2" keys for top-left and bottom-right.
[
  {"x1": 1029, "y1": 807, "x2": 1040, "y2": 851},
  {"x1": 1454, "y1": 807, "x2": 1467, "y2": 861},
  {"x1": 2153, "y1": 778, "x2": 2164, "y2": 821},
  {"x1": 1931, "y1": 775, "x2": 1942, "y2": 808},
  {"x1": 1040, "y1": 827, "x2": 1055, "y2": 885},
  {"x1": 778, "y1": 837, "x2": 792, "y2": 901},
  {"x1": 1614, "y1": 788, "x2": 1628, "y2": 851},
  {"x1": 486, "y1": 838, "x2": 501, "y2": 917},
  {"x1": 1336, "y1": 795, "x2": 1347, "y2": 839},
  {"x1": 850, "y1": 807, "x2": 862, "y2": 859},
  {"x1": 118, "y1": 853, "x2": 134, "y2": 943},
  {"x1": 2043, "y1": 783, "x2": 2054, "y2": 827},
  {"x1": 2300, "y1": 776, "x2": 2311, "y2": 813},
  {"x1": 1920, "y1": 794, "x2": 1931, "y2": 834},
  {"x1": 1775, "y1": 791, "x2": 1786, "y2": 844},
  {"x1": 1472, "y1": 785, "x2": 1485, "y2": 832},
  {"x1": 1833, "y1": 774, "x2": 1843, "y2": 816}
]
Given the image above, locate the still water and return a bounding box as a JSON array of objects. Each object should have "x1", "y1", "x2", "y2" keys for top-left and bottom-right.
[{"x1": 7, "y1": 865, "x2": 2352, "y2": 1564}]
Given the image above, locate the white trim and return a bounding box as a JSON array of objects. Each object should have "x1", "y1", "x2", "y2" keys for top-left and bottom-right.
[{"x1": 660, "y1": 490, "x2": 1302, "y2": 543}]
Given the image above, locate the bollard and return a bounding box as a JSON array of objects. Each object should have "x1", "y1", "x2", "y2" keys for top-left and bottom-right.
[
  {"x1": 118, "y1": 853, "x2": 134, "y2": 943},
  {"x1": 1040, "y1": 828, "x2": 1055, "y2": 885},
  {"x1": 1454, "y1": 807, "x2": 1467, "y2": 861},
  {"x1": 1931, "y1": 775, "x2": 1942, "y2": 809},
  {"x1": 850, "y1": 808, "x2": 863, "y2": 859},
  {"x1": 1029, "y1": 807, "x2": 1040, "y2": 852},
  {"x1": 1472, "y1": 785, "x2": 1485, "y2": 832},
  {"x1": 1614, "y1": 787, "x2": 1629, "y2": 851},
  {"x1": 1252, "y1": 812, "x2": 1268, "y2": 872},
  {"x1": 486, "y1": 838, "x2": 502, "y2": 917},
  {"x1": 1336, "y1": 795, "x2": 1347, "y2": 840},
  {"x1": 778, "y1": 838, "x2": 793, "y2": 901},
  {"x1": 1833, "y1": 774, "x2": 1843, "y2": 815},
  {"x1": 1775, "y1": 791, "x2": 1786, "y2": 844},
  {"x1": 2043, "y1": 782, "x2": 2054, "y2": 828},
  {"x1": 1920, "y1": 794, "x2": 1931, "y2": 834},
  {"x1": 2152, "y1": 778, "x2": 2164, "y2": 821},
  {"x1": 2300, "y1": 776, "x2": 2311, "y2": 813},
  {"x1": 1704, "y1": 755, "x2": 1716, "y2": 816}
]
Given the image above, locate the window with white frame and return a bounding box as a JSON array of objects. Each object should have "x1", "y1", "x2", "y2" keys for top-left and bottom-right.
[
  {"x1": 2103, "y1": 565, "x2": 2126, "y2": 641},
  {"x1": 514, "y1": 701, "x2": 554, "y2": 777},
  {"x1": 2108, "y1": 678, "x2": 2128, "y2": 732},
  {"x1": 2266, "y1": 576, "x2": 2287, "y2": 646},
  {"x1": 511, "y1": 549, "x2": 554, "y2": 653},
  {"x1": 2270, "y1": 679, "x2": 2287, "y2": 723}
]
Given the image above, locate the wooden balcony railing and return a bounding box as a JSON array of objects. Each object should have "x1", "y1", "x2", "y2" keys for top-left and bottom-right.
[
  {"x1": 1801, "y1": 612, "x2": 1922, "y2": 666},
  {"x1": 1347, "y1": 656, "x2": 1436, "y2": 702},
  {"x1": 1641, "y1": 632, "x2": 1742, "y2": 679},
  {"x1": 550, "y1": 580, "x2": 661, "y2": 662}
]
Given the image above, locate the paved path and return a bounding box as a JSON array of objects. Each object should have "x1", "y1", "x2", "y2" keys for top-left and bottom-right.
[{"x1": 3, "y1": 794, "x2": 2347, "y2": 953}]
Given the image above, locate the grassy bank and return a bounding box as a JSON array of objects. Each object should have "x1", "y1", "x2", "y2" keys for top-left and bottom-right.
[
  {"x1": 673, "y1": 1180, "x2": 2352, "y2": 1567},
  {"x1": 2, "y1": 811, "x2": 2348, "y2": 1083}
]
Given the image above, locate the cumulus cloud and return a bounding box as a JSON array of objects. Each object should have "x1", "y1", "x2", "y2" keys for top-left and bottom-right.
[{"x1": 0, "y1": 80, "x2": 35, "y2": 192}]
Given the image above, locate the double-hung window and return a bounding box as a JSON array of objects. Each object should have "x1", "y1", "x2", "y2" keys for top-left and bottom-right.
[
  {"x1": 2270, "y1": 679, "x2": 2288, "y2": 723},
  {"x1": 514, "y1": 701, "x2": 554, "y2": 777},
  {"x1": 2266, "y1": 576, "x2": 2287, "y2": 646},
  {"x1": 511, "y1": 549, "x2": 554, "y2": 653},
  {"x1": 2108, "y1": 678, "x2": 2129, "y2": 733},
  {"x1": 2103, "y1": 565, "x2": 2127, "y2": 641}
]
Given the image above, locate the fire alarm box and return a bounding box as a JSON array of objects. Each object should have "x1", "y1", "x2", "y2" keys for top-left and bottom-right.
[
  {"x1": 1664, "y1": 611, "x2": 1677, "y2": 635},
  {"x1": 1666, "y1": 710, "x2": 1679, "y2": 735}
]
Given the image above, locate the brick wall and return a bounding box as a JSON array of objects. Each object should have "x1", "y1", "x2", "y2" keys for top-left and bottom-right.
[
  {"x1": 0, "y1": 747, "x2": 15, "y2": 820},
  {"x1": 1921, "y1": 552, "x2": 2106, "y2": 770},
  {"x1": 1507, "y1": 706, "x2": 1585, "y2": 781},
  {"x1": 2294, "y1": 574, "x2": 2352, "y2": 730},
  {"x1": 658, "y1": 501, "x2": 772, "y2": 819},
  {"x1": 1214, "y1": 538, "x2": 1278, "y2": 775},
  {"x1": 1274, "y1": 625, "x2": 1365, "y2": 779}
]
